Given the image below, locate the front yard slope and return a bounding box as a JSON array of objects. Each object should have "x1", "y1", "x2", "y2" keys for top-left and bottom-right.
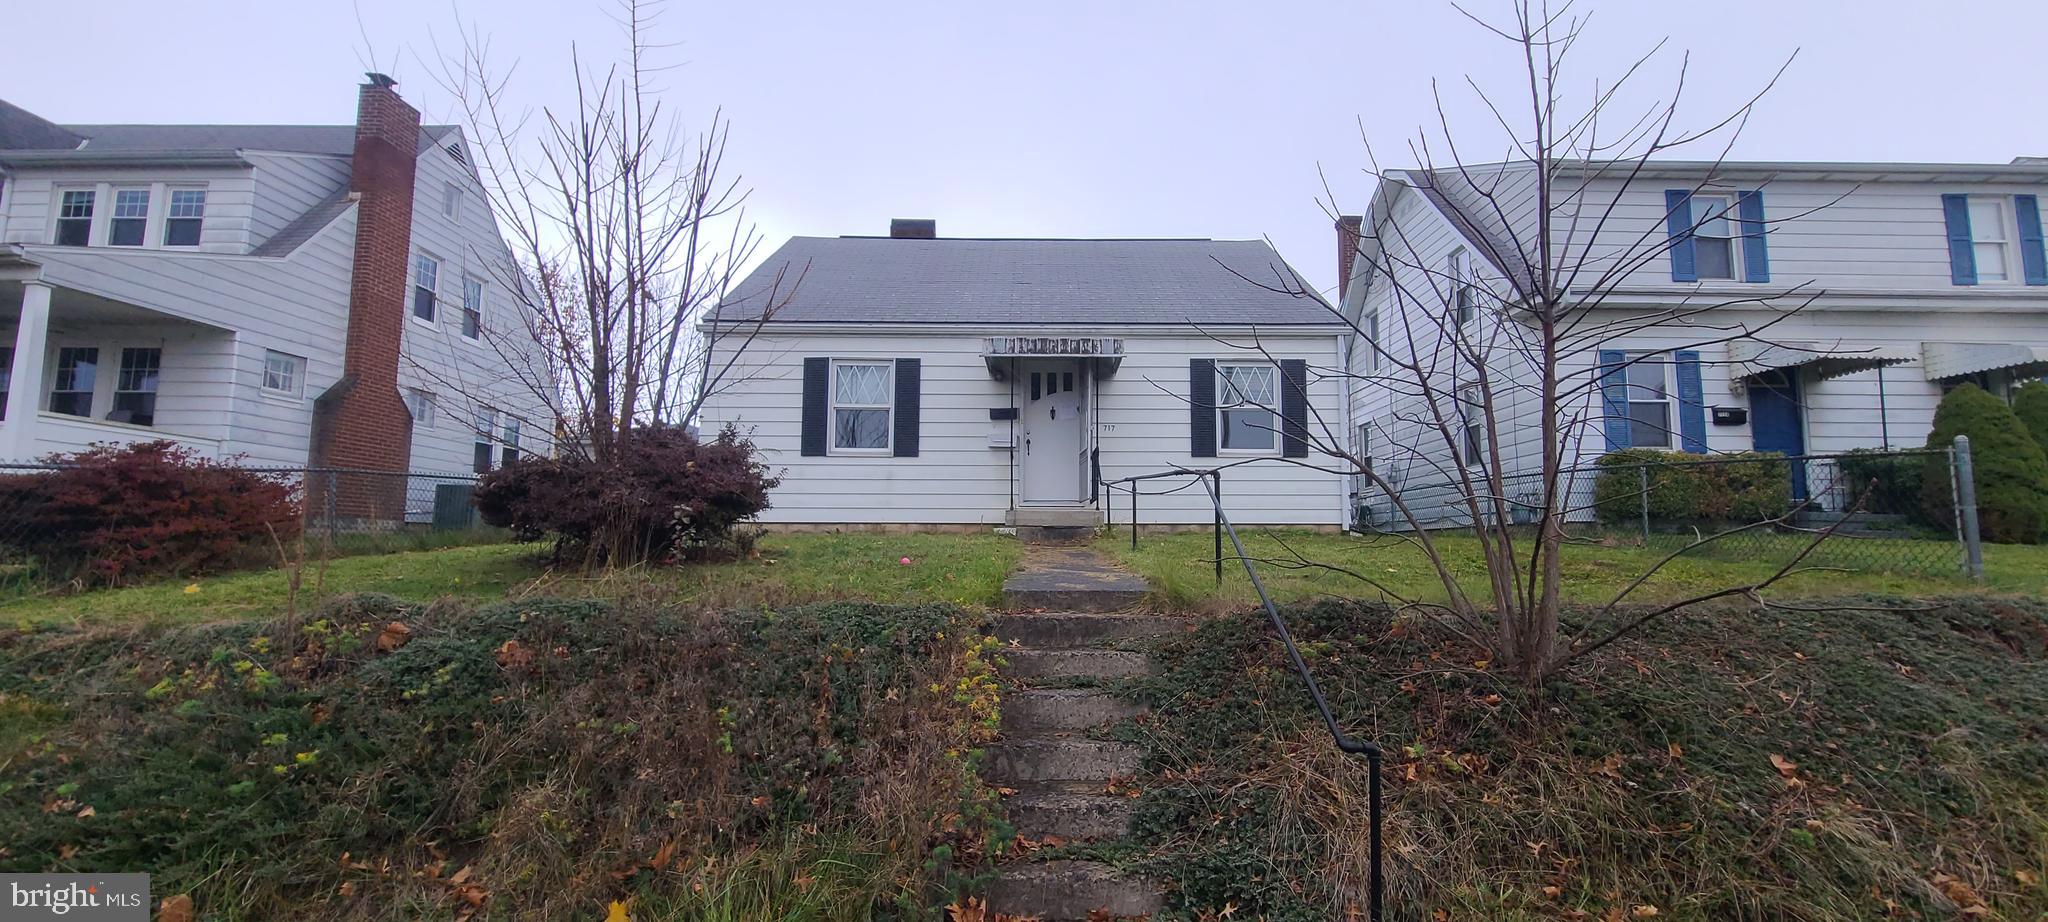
[
  {"x1": 1121, "y1": 596, "x2": 2048, "y2": 920},
  {"x1": 0, "y1": 596, "x2": 1005, "y2": 920}
]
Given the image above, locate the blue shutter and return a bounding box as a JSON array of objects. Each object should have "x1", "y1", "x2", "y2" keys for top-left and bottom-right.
[
  {"x1": 1942, "y1": 194, "x2": 1978, "y2": 285},
  {"x1": 2016, "y1": 194, "x2": 2047, "y2": 286},
  {"x1": 1599, "y1": 350, "x2": 1630, "y2": 451},
  {"x1": 1674, "y1": 350, "x2": 1707, "y2": 453},
  {"x1": 1737, "y1": 191, "x2": 1770, "y2": 283},
  {"x1": 1664, "y1": 190, "x2": 1697, "y2": 282}
]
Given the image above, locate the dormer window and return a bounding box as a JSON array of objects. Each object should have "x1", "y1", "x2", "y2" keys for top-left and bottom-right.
[
  {"x1": 109, "y1": 189, "x2": 150, "y2": 246},
  {"x1": 164, "y1": 190, "x2": 206, "y2": 246},
  {"x1": 55, "y1": 190, "x2": 94, "y2": 246}
]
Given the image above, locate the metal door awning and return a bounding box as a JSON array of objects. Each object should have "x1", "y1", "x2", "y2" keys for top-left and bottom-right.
[
  {"x1": 983, "y1": 336, "x2": 1124, "y2": 376},
  {"x1": 1728, "y1": 340, "x2": 1916, "y2": 381},
  {"x1": 1921, "y1": 342, "x2": 2048, "y2": 381}
]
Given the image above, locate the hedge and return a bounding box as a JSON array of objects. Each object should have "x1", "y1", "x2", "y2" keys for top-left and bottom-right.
[
  {"x1": 1592, "y1": 449, "x2": 1793, "y2": 526},
  {"x1": 1919, "y1": 383, "x2": 2048, "y2": 544}
]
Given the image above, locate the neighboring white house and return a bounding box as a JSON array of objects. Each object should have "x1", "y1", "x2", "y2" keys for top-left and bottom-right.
[
  {"x1": 0, "y1": 75, "x2": 552, "y2": 497},
  {"x1": 1340, "y1": 158, "x2": 2048, "y2": 529},
  {"x1": 698, "y1": 220, "x2": 1350, "y2": 531}
]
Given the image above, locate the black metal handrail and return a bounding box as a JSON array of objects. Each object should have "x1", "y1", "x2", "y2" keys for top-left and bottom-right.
[
  {"x1": 1100, "y1": 467, "x2": 1386, "y2": 921},
  {"x1": 1099, "y1": 468, "x2": 1223, "y2": 584}
]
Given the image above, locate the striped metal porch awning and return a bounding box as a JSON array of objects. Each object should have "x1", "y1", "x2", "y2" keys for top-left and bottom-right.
[
  {"x1": 983, "y1": 336, "x2": 1125, "y2": 376},
  {"x1": 1920, "y1": 342, "x2": 2048, "y2": 381},
  {"x1": 1727, "y1": 340, "x2": 1917, "y2": 381}
]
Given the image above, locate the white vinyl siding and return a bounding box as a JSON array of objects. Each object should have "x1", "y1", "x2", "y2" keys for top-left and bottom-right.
[{"x1": 699, "y1": 329, "x2": 1345, "y2": 526}]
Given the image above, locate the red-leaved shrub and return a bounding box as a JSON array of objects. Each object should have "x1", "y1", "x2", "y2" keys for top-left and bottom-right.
[
  {"x1": 0, "y1": 441, "x2": 301, "y2": 584},
  {"x1": 474, "y1": 425, "x2": 778, "y2": 566}
]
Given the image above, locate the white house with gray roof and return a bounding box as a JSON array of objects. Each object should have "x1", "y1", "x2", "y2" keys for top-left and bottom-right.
[
  {"x1": 699, "y1": 220, "x2": 1350, "y2": 530},
  {"x1": 0, "y1": 77, "x2": 552, "y2": 497},
  {"x1": 1339, "y1": 157, "x2": 2048, "y2": 529}
]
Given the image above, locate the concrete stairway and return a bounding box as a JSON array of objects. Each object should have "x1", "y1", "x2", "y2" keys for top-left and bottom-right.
[{"x1": 986, "y1": 563, "x2": 1172, "y2": 920}]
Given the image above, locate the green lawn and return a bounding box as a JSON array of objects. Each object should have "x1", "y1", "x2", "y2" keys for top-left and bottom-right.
[
  {"x1": 1, "y1": 533, "x2": 1021, "y2": 627},
  {"x1": 1101, "y1": 528, "x2": 2048, "y2": 609}
]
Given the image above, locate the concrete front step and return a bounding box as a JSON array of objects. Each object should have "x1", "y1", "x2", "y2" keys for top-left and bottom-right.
[
  {"x1": 1004, "y1": 648, "x2": 1154, "y2": 681},
  {"x1": 986, "y1": 737, "x2": 1144, "y2": 784},
  {"x1": 1007, "y1": 784, "x2": 1139, "y2": 840},
  {"x1": 1002, "y1": 688, "x2": 1147, "y2": 733},
  {"x1": 994, "y1": 611, "x2": 1182, "y2": 649},
  {"x1": 1001, "y1": 548, "x2": 1151, "y2": 612},
  {"x1": 988, "y1": 860, "x2": 1164, "y2": 920}
]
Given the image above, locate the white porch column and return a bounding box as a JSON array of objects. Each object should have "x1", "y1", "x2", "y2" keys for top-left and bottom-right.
[{"x1": 3, "y1": 281, "x2": 51, "y2": 461}]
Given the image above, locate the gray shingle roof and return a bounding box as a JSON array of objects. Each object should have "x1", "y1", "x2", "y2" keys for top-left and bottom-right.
[
  {"x1": 250, "y1": 193, "x2": 354, "y2": 257},
  {"x1": 0, "y1": 99, "x2": 85, "y2": 150},
  {"x1": 55, "y1": 123, "x2": 457, "y2": 156},
  {"x1": 714, "y1": 236, "x2": 1338, "y2": 326}
]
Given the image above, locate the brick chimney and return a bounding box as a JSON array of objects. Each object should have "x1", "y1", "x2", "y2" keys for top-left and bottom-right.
[
  {"x1": 890, "y1": 218, "x2": 936, "y2": 239},
  {"x1": 310, "y1": 73, "x2": 420, "y2": 521},
  {"x1": 1335, "y1": 215, "x2": 1364, "y2": 299}
]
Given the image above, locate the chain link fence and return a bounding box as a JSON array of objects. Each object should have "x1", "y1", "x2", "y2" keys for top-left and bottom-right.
[
  {"x1": 1357, "y1": 448, "x2": 1971, "y2": 579},
  {"x1": 0, "y1": 464, "x2": 506, "y2": 591}
]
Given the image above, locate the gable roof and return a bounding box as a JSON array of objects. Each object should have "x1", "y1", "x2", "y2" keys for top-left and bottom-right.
[
  {"x1": 715, "y1": 236, "x2": 1338, "y2": 326},
  {"x1": 0, "y1": 98, "x2": 459, "y2": 159}
]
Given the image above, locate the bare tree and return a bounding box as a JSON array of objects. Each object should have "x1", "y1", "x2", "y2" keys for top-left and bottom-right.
[
  {"x1": 1217, "y1": 1, "x2": 1864, "y2": 692},
  {"x1": 421, "y1": 0, "x2": 797, "y2": 461}
]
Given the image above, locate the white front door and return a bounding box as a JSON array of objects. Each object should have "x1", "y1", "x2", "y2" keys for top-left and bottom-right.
[{"x1": 1021, "y1": 360, "x2": 1085, "y2": 503}]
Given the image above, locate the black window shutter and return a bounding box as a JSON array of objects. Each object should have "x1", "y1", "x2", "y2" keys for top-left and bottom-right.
[
  {"x1": 893, "y1": 358, "x2": 921, "y2": 457},
  {"x1": 1189, "y1": 358, "x2": 1217, "y2": 458},
  {"x1": 1280, "y1": 358, "x2": 1309, "y2": 458},
  {"x1": 800, "y1": 357, "x2": 828, "y2": 457}
]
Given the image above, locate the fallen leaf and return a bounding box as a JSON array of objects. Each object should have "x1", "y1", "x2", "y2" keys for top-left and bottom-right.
[
  {"x1": 1542, "y1": 885, "x2": 1563, "y2": 899},
  {"x1": 1667, "y1": 742, "x2": 1683, "y2": 760},
  {"x1": 1632, "y1": 906, "x2": 1660, "y2": 918},
  {"x1": 375, "y1": 622, "x2": 412, "y2": 653},
  {"x1": 159, "y1": 895, "x2": 195, "y2": 922},
  {"x1": 495, "y1": 640, "x2": 534, "y2": 669},
  {"x1": 605, "y1": 900, "x2": 631, "y2": 922},
  {"x1": 75, "y1": 805, "x2": 95, "y2": 818},
  {"x1": 182, "y1": 584, "x2": 201, "y2": 595},
  {"x1": 1769, "y1": 753, "x2": 1799, "y2": 779},
  {"x1": 945, "y1": 898, "x2": 988, "y2": 922},
  {"x1": 338, "y1": 881, "x2": 355, "y2": 897},
  {"x1": 448, "y1": 865, "x2": 474, "y2": 886},
  {"x1": 2015, "y1": 868, "x2": 2040, "y2": 886}
]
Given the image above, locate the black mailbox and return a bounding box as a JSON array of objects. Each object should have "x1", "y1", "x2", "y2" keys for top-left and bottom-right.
[
  {"x1": 1711, "y1": 406, "x2": 1748, "y2": 426},
  {"x1": 989, "y1": 407, "x2": 1019, "y2": 421}
]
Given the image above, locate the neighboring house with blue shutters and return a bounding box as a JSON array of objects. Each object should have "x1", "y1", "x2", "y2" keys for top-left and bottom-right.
[
  {"x1": 696, "y1": 219, "x2": 1350, "y2": 530},
  {"x1": 1340, "y1": 157, "x2": 2048, "y2": 530}
]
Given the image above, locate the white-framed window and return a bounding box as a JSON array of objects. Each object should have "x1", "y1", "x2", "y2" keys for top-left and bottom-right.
[
  {"x1": 413, "y1": 252, "x2": 440, "y2": 323},
  {"x1": 1365, "y1": 309, "x2": 1381, "y2": 372},
  {"x1": 1624, "y1": 353, "x2": 1674, "y2": 449},
  {"x1": 109, "y1": 188, "x2": 150, "y2": 246},
  {"x1": 262, "y1": 350, "x2": 305, "y2": 398},
  {"x1": 1216, "y1": 362, "x2": 1278, "y2": 453},
  {"x1": 501, "y1": 415, "x2": 522, "y2": 465},
  {"x1": 461, "y1": 277, "x2": 484, "y2": 339},
  {"x1": 1691, "y1": 193, "x2": 1740, "y2": 281},
  {"x1": 1967, "y1": 197, "x2": 2013, "y2": 284},
  {"x1": 164, "y1": 189, "x2": 206, "y2": 246},
  {"x1": 1460, "y1": 387, "x2": 1485, "y2": 466},
  {"x1": 50, "y1": 347, "x2": 98, "y2": 417},
  {"x1": 830, "y1": 360, "x2": 893, "y2": 452},
  {"x1": 473, "y1": 406, "x2": 498, "y2": 473},
  {"x1": 405, "y1": 388, "x2": 436, "y2": 428},
  {"x1": 1447, "y1": 247, "x2": 1475, "y2": 325},
  {"x1": 441, "y1": 182, "x2": 463, "y2": 221},
  {"x1": 112, "y1": 347, "x2": 161, "y2": 425},
  {"x1": 55, "y1": 189, "x2": 95, "y2": 246},
  {"x1": 1351, "y1": 421, "x2": 1373, "y2": 494}
]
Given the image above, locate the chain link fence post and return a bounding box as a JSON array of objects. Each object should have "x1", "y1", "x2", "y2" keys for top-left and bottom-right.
[
  {"x1": 1637, "y1": 464, "x2": 1651, "y2": 545},
  {"x1": 1952, "y1": 435, "x2": 1984, "y2": 581}
]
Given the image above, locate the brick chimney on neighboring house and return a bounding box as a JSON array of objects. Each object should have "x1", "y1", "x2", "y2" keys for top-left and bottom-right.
[
  {"x1": 309, "y1": 73, "x2": 419, "y2": 522},
  {"x1": 1335, "y1": 215, "x2": 1364, "y2": 299}
]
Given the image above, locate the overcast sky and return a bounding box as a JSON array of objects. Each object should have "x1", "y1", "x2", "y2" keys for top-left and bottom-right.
[{"x1": 9, "y1": 0, "x2": 2044, "y2": 295}]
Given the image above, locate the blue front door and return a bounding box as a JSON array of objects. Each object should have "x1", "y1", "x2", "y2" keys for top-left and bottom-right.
[{"x1": 1749, "y1": 373, "x2": 1807, "y2": 500}]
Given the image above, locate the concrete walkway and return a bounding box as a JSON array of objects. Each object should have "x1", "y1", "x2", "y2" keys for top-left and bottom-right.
[{"x1": 984, "y1": 546, "x2": 1168, "y2": 919}]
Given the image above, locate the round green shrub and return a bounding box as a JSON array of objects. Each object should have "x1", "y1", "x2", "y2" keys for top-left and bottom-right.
[
  {"x1": 2012, "y1": 380, "x2": 2048, "y2": 459},
  {"x1": 1920, "y1": 383, "x2": 2048, "y2": 544}
]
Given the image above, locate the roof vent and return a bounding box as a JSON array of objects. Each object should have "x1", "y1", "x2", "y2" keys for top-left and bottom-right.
[
  {"x1": 890, "y1": 218, "x2": 936, "y2": 239},
  {"x1": 445, "y1": 142, "x2": 467, "y2": 166},
  {"x1": 365, "y1": 72, "x2": 398, "y2": 89}
]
